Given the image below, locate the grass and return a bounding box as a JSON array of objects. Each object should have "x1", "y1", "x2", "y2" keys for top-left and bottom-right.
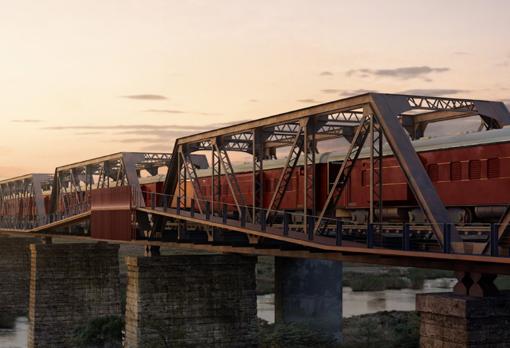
[
  {"x1": 343, "y1": 267, "x2": 453, "y2": 292},
  {"x1": 495, "y1": 275, "x2": 510, "y2": 290},
  {"x1": 257, "y1": 256, "x2": 275, "y2": 295},
  {"x1": 0, "y1": 313, "x2": 16, "y2": 329},
  {"x1": 258, "y1": 311, "x2": 419, "y2": 348}
]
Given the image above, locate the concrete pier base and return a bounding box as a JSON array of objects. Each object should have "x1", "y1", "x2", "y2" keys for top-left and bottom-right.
[
  {"x1": 275, "y1": 257, "x2": 343, "y2": 340},
  {"x1": 125, "y1": 255, "x2": 258, "y2": 348},
  {"x1": 416, "y1": 292, "x2": 510, "y2": 347},
  {"x1": 0, "y1": 236, "x2": 37, "y2": 318},
  {"x1": 28, "y1": 243, "x2": 121, "y2": 348}
]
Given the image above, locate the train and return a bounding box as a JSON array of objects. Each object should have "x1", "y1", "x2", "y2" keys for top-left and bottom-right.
[
  {"x1": 3, "y1": 127, "x2": 510, "y2": 227},
  {"x1": 140, "y1": 127, "x2": 510, "y2": 225}
]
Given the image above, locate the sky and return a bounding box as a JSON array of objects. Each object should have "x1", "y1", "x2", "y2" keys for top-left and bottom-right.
[{"x1": 0, "y1": 0, "x2": 509, "y2": 179}]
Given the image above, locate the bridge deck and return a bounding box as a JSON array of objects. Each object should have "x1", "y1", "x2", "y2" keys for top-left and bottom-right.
[{"x1": 138, "y1": 206, "x2": 510, "y2": 275}]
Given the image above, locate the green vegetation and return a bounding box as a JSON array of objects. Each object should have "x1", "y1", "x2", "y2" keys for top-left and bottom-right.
[
  {"x1": 259, "y1": 311, "x2": 419, "y2": 348},
  {"x1": 0, "y1": 313, "x2": 16, "y2": 329},
  {"x1": 259, "y1": 319, "x2": 338, "y2": 347},
  {"x1": 72, "y1": 316, "x2": 123, "y2": 348},
  {"x1": 342, "y1": 311, "x2": 419, "y2": 348},
  {"x1": 257, "y1": 256, "x2": 275, "y2": 294},
  {"x1": 496, "y1": 275, "x2": 510, "y2": 290},
  {"x1": 343, "y1": 267, "x2": 453, "y2": 292}
]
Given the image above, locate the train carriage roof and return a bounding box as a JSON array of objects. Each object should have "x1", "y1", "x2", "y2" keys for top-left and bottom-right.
[
  {"x1": 140, "y1": 127, "x2": 510, "y2": 182},
  {"x1": 210, "y1": 127, "x2": 510, "y2": 175}
]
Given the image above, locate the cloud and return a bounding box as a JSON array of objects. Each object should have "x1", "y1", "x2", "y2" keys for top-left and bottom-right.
[
  {"x1": 399, "y1": 89, "x2": 466, "y2": 96},
  {"x1": 11, "y1": 119, "x2": 42, "y2": 123},
  {"x1": 346, "y1": 66, "x2": 450, "y2": 80},
  {"x1": 321, "y1": 89, "x2": 341, "y2": 94},
  {"x1": 144, "y1": 109, "x2": 186, "y2": 114},
  {"x1": 121, "y1": 94, "x2": 167, "y2": 100},
  {"x1": 75, "y1": 132, "x2": 103, "y2": 136},
  {"x1": 141, "y1": 144, "x2": 171, "y2": 152},
  {"x1": 41, "y1": 117, "x2": 254, "y2": 153},
  {"x1": 249, "y1": 99, "x2": 258, "y2": 103},
  {"x1": 41, "y1": 124, "x2": 210, "y2": 131},
  {"x1": 144, "y1": 109, "x2": 221, "y2": 116},
  {"x1": 319, "y1": 71, "x2": 333, "y2": 76},
  {"x1": 297, "y1": 98, "x2": 322, "y2": 103},
  {"x1": 338, "y1": 89, "x2": 375, "y2": 97}
]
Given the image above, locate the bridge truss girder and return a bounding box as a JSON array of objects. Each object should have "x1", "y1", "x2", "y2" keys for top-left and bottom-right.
[
  {"x1": 46, "y1": 152, "x2": 179, "y2": 226},
  {"x1": 157, "y1": 93, "x2": 510, "y2": 253},
  {"x1": 0, "y1": 174, "x2": 53, "y2": 228}
]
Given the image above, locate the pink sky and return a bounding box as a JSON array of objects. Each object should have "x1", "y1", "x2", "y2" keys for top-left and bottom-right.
[{"x1": 0, "y1": 0, "x2": 509, "y2": 179}]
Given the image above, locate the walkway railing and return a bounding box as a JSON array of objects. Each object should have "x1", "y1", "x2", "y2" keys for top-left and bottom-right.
[
  {"x1": 0, "y1": 201, "x2": 91, "y2": 230},
  {"x1": 134, "y1": 190, "x2": 503, "y2": 257}
]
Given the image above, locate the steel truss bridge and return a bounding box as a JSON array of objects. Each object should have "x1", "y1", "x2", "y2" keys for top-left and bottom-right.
[{"x1": 2, "y1": 93, "x2": 510, "y2": 297}]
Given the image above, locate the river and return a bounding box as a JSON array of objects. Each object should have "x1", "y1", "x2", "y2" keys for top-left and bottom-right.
[{"x1": 0, "y1": 278, "x2": 454, "y2": 347}]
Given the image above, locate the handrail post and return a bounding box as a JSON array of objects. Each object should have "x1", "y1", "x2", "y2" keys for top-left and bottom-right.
[
  {"x1": 260, "y1": 210, "x2": 266, "y2": 232},
  {"x1": 490, "y1": 223, "x2": 499, "y2": 257},
  {"x1": 307, "y1": 216, "x2": 314, "y2": 241},
  {"x1": 205, "y1": 201, "x2": 211, "y2": 220},
  {"x1": 240, "y1": 208, "x2": 246, "y2": 227},
  {"x1": 222, "y1": 203, "x2": 228, "y2": 224},
  {"x1": 402, "y1": 223, "x2": 410, "y2": 251},
  {"x1": 367, "y1": 223, "x2": 374, "y2": 248},
  {"x1": 151, "y1": 192, "x2": 156, "y2": 208},
  {"x1": 335, "y1": 219, "x2": 343, "y2": 246},
  {"x1": 283, "y1": 211, "x2": 289, "y2": 236},
  {"x1": 176, "y1": 196, "x2": 181, "y2": 215},
  {"x1": 190, "y1": 199, "x2": 195, "y2": 217},
  {"x1": 443, "y1": 224, "x2": 451, "y2": 254}
]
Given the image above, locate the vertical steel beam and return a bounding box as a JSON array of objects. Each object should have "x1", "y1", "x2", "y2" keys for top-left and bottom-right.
[
  {"x1": 266, "y1": 120, "x2": 306, "y2": 221},
  {"x1": 252, "y1": 129, "x2": 265, "y2": 221},
  {"x1": 369, "y1": 110, "x2": 383, "y2": 224},
  {"x1": 179, "y1": 146, "x2": 205, "y2": 214},
  {"x1": 314, "y1": 113, "x2": 371, "y2": 235},
  {"x1": 176, "y1": 145, "x2": 187, "y2": 211},
  {"x1": 303, "y1": 118, "x2": 316, "y2": 234},
  {"x1": 369, "y1": 93, "x2": 462, "y2": 252},
  {"x1": 122, "y1": 153, "x2": 145, "y2": 208},
  {"x1": 31, "y1": 175, "x2": 49, "y2": 225},
  {"x1": 211, "y1": 139, "x2": 221, "y2": 215},
  {"x1": 212, "y1": 138, "x2": 246, "y2": 218}
]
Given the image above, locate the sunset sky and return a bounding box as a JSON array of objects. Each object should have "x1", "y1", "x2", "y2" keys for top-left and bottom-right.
[{"x1": 1, "y1": 0, "x2": 509, "y2": 179}]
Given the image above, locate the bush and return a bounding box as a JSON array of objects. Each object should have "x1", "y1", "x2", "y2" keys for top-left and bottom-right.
[
  {"x1": 0, "y1": 312, "x2": 16, "y2": 329},
  {"x1": 259, "y1": 311, "x2": 419, "y2": 348},
  {"x1": 259, "y1": 320, "x2": 338, "y2": 348},
  {"x1": 343, "y1": 311, "x2": 419, "y2": 348},
  {"x1": 72, "y1": 316, "x2": 123, "y2": 348}
]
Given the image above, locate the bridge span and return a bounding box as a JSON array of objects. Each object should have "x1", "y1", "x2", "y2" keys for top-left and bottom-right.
[{"x1": 2, "y1": 92, "x2": 510, "y2": 347}]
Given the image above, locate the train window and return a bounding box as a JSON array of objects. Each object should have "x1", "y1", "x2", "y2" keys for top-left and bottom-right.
[
  {"x1": 487, "y1": 158, "x2": 500, "y2": 178},
  {"x1": 469, "y1": 160, "x2": 482, "y2": 180},
  {"x1": 428, "y1": 164, "x2": 439, "y2": 182},
  {"x1": 450, "y1": 162, "x2": 462, "y2": 181}
]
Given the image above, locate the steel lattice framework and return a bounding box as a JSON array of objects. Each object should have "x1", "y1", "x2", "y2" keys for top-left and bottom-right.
[
  {"x1": 0, "y1": 174, "x2": 53, "y2": 228},
  {"x1": 156, "y1": 93, "x2": 510, "y2": 254},
  {"x1": 2, "y1": 93, "x2": 510, "y2": 281}
]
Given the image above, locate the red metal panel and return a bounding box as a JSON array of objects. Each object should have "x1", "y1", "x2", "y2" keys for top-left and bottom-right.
[{"x1": 90, "y1": 186, "x2": 134, "y2": 241}]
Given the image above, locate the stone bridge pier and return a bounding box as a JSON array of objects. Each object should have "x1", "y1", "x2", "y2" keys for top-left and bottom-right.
[
  {"x1": 125, "y1": 254, "x2": 258, "y2": 348},
  {"x1": 0, "y1": 236, "x2": 37, "y2": 321},
  {"x1": 417, "y1": 285, "x2": 510, "y2": 347},
  {"x1": 28, "y1": 242, "x2": 121, "y2": 347},
  {"x1": 275, "y1": 257, "x2": 343, "y2": 341}
]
